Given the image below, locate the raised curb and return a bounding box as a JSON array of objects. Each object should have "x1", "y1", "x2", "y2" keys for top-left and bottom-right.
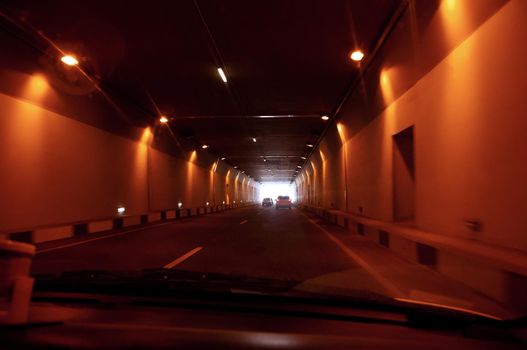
[
  {"x1": 302, "y1": 204, "x2": 527, "y2": 312},
  {"x1": 0, "y1": 202, "x2": 255, "y2": 245}
]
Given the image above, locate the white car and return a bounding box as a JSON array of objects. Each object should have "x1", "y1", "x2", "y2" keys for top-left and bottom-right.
[{"x1": 262, "y1": 198, "x2": 273, "y2": 207}]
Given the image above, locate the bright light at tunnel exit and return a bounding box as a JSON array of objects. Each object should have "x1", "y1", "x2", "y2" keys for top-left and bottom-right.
[{"x1": 259, "y1": 182, "x2": 297, "y2": 202}]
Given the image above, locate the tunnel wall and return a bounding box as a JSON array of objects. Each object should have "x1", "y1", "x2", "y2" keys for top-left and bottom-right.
[
  {"x1": 297, "y1": 0, "x2": 527, "y2": 253},
  {"x1": 0, "y1": 91, "x2": 258, "y2": 232}
]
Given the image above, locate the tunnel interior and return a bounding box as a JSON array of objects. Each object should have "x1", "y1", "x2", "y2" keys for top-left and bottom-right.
[{"x1": 1, "y1": 0, "x2": 527, "y2": 328}]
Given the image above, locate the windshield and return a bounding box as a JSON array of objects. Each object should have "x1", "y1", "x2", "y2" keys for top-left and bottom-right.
[{"x1": 1, "y1": 0, "x2": 526, "y2": 323}]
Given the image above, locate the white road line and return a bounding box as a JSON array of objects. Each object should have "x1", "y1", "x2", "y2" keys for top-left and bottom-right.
[
  {"x1": 239, "y1": 219, "x2": 249, "y2": 225},
  {"x1": 36, "y1": 221, "x2": 179, "y2": 254},
  {"x1": 301, "y1": 212, "x2": 404, "y2": 298},
  {"x1": 163, "y1": 246, "x2": 203, "y2": 269}
]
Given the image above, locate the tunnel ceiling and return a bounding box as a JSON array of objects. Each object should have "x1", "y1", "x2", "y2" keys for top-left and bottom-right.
[{"x1": 1, "y1": 0, "x2": 401, "y2": 182}]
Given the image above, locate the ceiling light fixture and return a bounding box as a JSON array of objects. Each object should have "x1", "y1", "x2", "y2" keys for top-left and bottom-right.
[
  {"x1": 221, "y1": 157, "x2": 226, "y2": 160},
  {"x1": 252, "y1": 137, "x2": 257, "y2": 143},
  {"x1": 202, "y1": 144, "x2": 209, "y2": 149},
  {"x1": 60, "y1": 54, "x2": 79, "y2": 66},
  {"x1": 217, "y1": 68, "x2": 227, "y2": 83},
  {"x1": 350, "y1": 50, "x2": 365, "y2": 62},
  {"x1": 297, "y1": 165, "x2": 302, "y2": 169},
  {"x1": 301, "y1": 156, "x2": 307, "y2": 160},
  {"x1": 321, "y1": 115, "x2": 329, "y2": 121},
  {"x1": 306, "y1": 143, "x2": 314, "y2": 148},
  {"x1": 159, "y1": 116, "x2": 169, "y2": 123}
]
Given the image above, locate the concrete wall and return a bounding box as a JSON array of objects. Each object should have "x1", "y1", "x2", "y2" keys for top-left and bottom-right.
[
  {"x1": 0, "y1": 91, "x2": 258, "y2": 232},
  {"x1": 296, "y1": 0, "x2": 527, "y2": 252}
]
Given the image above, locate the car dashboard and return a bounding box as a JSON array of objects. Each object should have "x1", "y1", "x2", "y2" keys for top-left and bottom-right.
[{"x1": 0, "y1": 291, "x2": 524, "y2": 349}]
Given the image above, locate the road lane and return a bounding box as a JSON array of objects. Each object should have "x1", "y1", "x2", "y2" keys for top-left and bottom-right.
[
  {"x1": 175, "y1": 206, "x2": 358, "y2": 281},
  {"x1": 32, "y1": 206, "x2": 260, "y2": 274},
  {"x1": 163, "y1": 246, "x2": 204, "y2": 269},
  {"x1": 31, "y1": 206, "x2": 359, "y2": 283},
  {"x1": 30, "y1": 205, "x2": 512, "y2": 318}
]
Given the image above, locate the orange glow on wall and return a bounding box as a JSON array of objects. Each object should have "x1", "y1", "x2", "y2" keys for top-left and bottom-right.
[
  {"x1": 23, "y1": 74, "x2": 49, "y2": 102},
  {"x1": 139, "y1": 127, "x2": 152, "y2": 145},
  {"x1": 380, "y1": 69, "x2": 396, "y2": 106},
  {"x1": 209, "y1": 160, "x2": 218, "y2": 205},
  {"x1": 241, "y1": 177, "x2": 246, "y2": 201},
  {"x1": 336, "y1": 122, "x2": 348, "y2": 144},
  {"x1": 310, "y1": 161, "x2": 317, "y2": 204},
  {"x1": 134, "y1": 127, "x2": 151, "y2": 185},
  {"x1": 439, "y1": 0, "x2": 470, "y2": 46},
  {"x1": 225, "y1": 170, "x2": 231, "y2": 204},
  {"x1": 234, "y1": 172, "x2": 240, "y2": 202},
  {"x1": 320, "y1": 150, "x2": 327, "y2": 206},
  {"x1": 210, "y1": 159, "x2": 218, "y2": 172},
  {"x1": 189, "y1": 150, "x2": 197, "y2": 162},
  {"x1": 185, "y1": 151, "x2": 197, "y2": 204}
]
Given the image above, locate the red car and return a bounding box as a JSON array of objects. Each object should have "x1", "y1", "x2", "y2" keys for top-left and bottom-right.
[{"x1": 275, "y1": 196, "x2": 292, "y2": 210}]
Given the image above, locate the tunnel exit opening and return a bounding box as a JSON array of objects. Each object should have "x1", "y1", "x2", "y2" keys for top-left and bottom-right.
[
  {"x1": 393, "y1": 126, "x2": 415, "y2": 222},
  {"x1": 259, "y1": 182, "x2": 297, "y2": 203}
]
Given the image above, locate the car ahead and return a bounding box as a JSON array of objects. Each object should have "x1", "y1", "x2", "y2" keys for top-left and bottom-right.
[
  {"x1": 275, "y1": 195, "x2": 292, "y2": 210},
  {"x1": 262, "y1": 198, "x2": 273, "y2": 207}
]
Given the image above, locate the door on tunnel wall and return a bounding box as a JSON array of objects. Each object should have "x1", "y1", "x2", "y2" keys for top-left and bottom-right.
[{"x1": 393, "y1": 126, "x2": 415, "y2": 222}]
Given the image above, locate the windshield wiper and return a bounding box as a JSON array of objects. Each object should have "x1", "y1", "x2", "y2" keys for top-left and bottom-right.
[{"x1": 33, "y1": 269, "x2": 298, "y2": 295}]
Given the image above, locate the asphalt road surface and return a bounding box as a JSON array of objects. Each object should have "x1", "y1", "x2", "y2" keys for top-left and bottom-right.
[
  {"x1": 31, "y1": 205, "x2": 514, "y2": 319},
  {"x1": 32, "y1": 206, "x2": 357, "y2": 281}
]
